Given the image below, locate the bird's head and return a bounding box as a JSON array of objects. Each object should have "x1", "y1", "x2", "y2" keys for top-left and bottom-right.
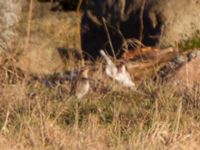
[
  {"x1": 116, "y1": 59, "x2": 126, "y2": 72},
  {"x1": 81, "y1": 68, "x2": 89, "y2": 78}
]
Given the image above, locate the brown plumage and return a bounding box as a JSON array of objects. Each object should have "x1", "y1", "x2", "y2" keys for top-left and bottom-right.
[{"x1": 70, "y1": 68, "x2": 90, "y2": 99}]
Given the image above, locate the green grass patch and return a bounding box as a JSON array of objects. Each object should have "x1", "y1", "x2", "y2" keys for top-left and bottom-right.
[{"x1": 179, "y1": 37, "x2": 200, "y2": 51}]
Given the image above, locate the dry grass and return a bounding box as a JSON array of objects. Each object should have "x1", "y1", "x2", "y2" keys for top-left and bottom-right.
[
  {"x1": 0, "y1": 1, "x2": 200, "y2": 150},
  {"x1": 16, "y1": 1, "x2": 81, "y2": 74},
  {"x1": 0, "y1": 54, "x2": 200, "y2": 150}
]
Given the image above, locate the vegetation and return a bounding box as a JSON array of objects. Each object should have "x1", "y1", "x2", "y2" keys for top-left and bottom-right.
[
  {"x1": 179, "y1": 37, "x2": 200, "y2": 51},
  {"x1": 0, "y1": 57, "x2": 200, "y2": 149},
  {"x1": 0, "y1": 0, "x2": 200, "y2": 149}
]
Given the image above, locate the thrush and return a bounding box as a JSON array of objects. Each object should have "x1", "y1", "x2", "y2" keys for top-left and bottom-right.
[
  {"x1": 71, "y1": 68, "x2": 90, "y2": 99},
  {"x1": 100, "y1": 50, "x2": 135, "y2": 89}
]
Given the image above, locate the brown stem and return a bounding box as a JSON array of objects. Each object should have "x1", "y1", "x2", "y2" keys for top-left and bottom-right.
[
  {"x1": 76, "y1": 0, "x2": 84, "y2": 66},
  {"x1": 24, "y1": 0, "x2": 33, "y2": 51},
  {"x1": 102, "y1": 17, "x2": 116, "y2": 62},
  {"x1": 138, "y1": 0, "x2": 146, "y2": 45}
]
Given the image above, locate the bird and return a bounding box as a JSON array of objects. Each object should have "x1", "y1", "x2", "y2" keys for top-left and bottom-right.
[
  {"x1": 115, "y1": 63, "x2": 136, "y2": 88},
  {"x1": 100, "y1": 50, "x2": 118, "y2": 78},
  {"x1": 100, "y1": 50, "x2": 135, "y2": 89},
  {"x1": 70, "y1": 68, "x2": 90, "y2": 99}
]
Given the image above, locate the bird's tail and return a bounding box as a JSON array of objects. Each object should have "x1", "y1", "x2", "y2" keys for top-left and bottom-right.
[{"x1": 100, "y1": 50, "x2": 114, "y2": 65}]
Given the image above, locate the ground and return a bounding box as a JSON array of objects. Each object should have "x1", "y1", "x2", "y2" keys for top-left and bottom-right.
[{"x1": 0, "y1": 1, "x2": 200, "y2": 150}]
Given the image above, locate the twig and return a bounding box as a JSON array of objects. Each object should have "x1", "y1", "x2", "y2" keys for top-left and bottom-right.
[
  {"x1": 75, "y1": 101, "x2": 79, "y2": 142},
  {"x1": 1, "y1": 110, "x2": 10, "y2": 133},
  {"x1": 76, "y1": 0, "x2": 84, "y2": 66},
  {"x1": 116, "y1": 26, "x2": 128, "y2": 52},
  {"x1": 76, "y1": 0, "x2": 83, "y2": 13},
  {"x1": 24, "y1": 0, "x2": 33, "y2": 51},
  {"x1": 102, "y1": 17, "x2": 116, "y2": 62},
  {"x1": 138, "y1": 0, "x2": 146, "y2": 44},
  {"x1": 174, "y1": 101, "x2": 182, "y2": 135},
  {"x1": 137, "y1": 0, "x2": 147, "y2": 64}
]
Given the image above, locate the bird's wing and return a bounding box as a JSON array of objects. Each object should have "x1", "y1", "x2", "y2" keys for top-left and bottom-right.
[
  {"x1": 100, "y1": 50, "x2": 114, "y2": 66},
  {"x1": 100, "y1": 49, "x2": 118, "y2": 77},
  {"x1": 115, "y1": 65, "x2": 135, "y2": 88},
  {"x1": 75, "y1": 79, "x2": 90, "y2": 99},
  {"x1": 105, "y1": 66, "x2": 118, "y2": 78}
]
